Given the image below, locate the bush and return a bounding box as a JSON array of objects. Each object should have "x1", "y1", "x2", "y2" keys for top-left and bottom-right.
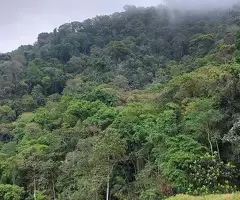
[{"x1": 187, "y1": 153, "x2": 238, "y2": 195}]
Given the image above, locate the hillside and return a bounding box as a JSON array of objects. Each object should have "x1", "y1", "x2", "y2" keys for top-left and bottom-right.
[{"x1": 1, "y1": 3, "x2": 240, "y2": 200}]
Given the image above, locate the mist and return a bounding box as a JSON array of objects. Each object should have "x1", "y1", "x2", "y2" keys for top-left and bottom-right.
[
  {"x1": 0, "y1": 0, "x2": 162, "y2": 53},
  {"x1": 1, "y1": 0, "x2": 240, "y2": 53},
  {"x1": 163, "y1": 0, "x2": 240, "y2": 10}
]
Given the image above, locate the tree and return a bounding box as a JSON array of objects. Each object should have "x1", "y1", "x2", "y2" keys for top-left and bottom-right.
[
  {"x1": 0, "y1": 184, "x2": 24, "y2": 200},
  {"x1": 66, "y1": 56, "x2": 87, "y2": 73},
  {"x1": 184, "y1": 98, "x2": 223, "y2": 157},
  {"x1": 91, "y1": 128, "x2": 126, "y2": 200},
  {"x1": 187, "y1": 153, "x2": 238, "y2": 195},
  {"x1": 223, "y1": 118, "x2": 240, "y2": 164},
  {"x1": 0, "y1": 106, "x2": 16, "y2": 123},
  {"x1": 85, "y1": 87, "x2": 117, "y2": 106},
  {"x1": 0, "y1": 61, "x2": 24, "y2": 96},
  {"x1": 19, "y1": 145, "x2": 48, "y2": 200},
  {"x1": 1, "y1": 4, "x2": 240, "y2": 200}
]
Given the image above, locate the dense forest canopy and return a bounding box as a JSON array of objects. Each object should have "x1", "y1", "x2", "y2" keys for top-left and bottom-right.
[{"x1": 2, "y1": 2, "x2": 240, "y2": 200}]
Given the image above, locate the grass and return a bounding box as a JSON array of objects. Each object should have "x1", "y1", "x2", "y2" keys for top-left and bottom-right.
[{"x1": 166, "y1": 193, "x2": 240, "y2": 200}]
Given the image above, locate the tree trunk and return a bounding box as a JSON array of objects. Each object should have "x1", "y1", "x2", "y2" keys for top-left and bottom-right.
[
  {"x1": 106, "y1": 156, "x2": 110, "y2": 200},
  {"x1": 52, "y1": 175, "x2": 56, "y2": 200},
  {"x1": 207, "y1": 129, "x2": 214, "y2": 156},
  {"x1": 33, "y1": 173, "x2": 37, "y2": 200},
  {"x1": 106, "y1": 157, "x2": 110, "y2": 200},
  {"x1": 106, "y1": 172, "x2": 110, "y2": 200},
  {"x1": 216, "y1": 140, "x2": 221, "y2": 159}
]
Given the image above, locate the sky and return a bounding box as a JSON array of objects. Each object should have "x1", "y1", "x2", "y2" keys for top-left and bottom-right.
[
  {"x1": 0, "y1": 0, "x2": 239, "y2": 53},
  {"x1": 0, "y1": 0, "x2": 162, "y2": 53}
]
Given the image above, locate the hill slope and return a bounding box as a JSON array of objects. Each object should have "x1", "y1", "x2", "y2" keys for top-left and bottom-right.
[{"x1": 1, "y1": 3, "x2": 240, "y2": 200}]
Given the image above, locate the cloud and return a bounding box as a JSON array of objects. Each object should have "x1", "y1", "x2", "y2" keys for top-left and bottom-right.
[{"x1": 163, "y1": 0, "x2": 239, "y2": 10}]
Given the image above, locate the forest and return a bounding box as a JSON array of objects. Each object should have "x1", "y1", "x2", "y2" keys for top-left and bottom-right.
[{"x1": 2, "y1": 2, "x2": 240, "y2": 200}]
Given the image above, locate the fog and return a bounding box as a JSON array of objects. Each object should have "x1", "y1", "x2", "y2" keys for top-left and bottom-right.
[
  {"x1": 0, "y1": 0, "x2": 161, "y2": 53},
  {"x1": 163, "y1": 0, "x2": 240, "y2": 10},
  {"x1": 0, "y1": 0, "x2": 240, "y2": 53}
]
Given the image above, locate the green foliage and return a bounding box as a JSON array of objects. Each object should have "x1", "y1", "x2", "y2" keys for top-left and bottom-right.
[
  {"x1": 2, "y1": 4, "x2": 240, "y2": 200},
  {"x1": 83, "y1": 107, "x2": 119, "y2": 129},
  {"x1": 0, "y1": 106, "x2": 16, "y2": 123},
  {"x1": 63, "y1": 100, "x2": 105, "y2": 127},
  {"x1": 139, "y1": 189, "x2": 158, "y2": 200},
  {"x1": 187, "y1": 153, "x2": 238, "y2": 195},
  {"x1": 154, "y1": 135, "x2": 206, "y2": 192},
  {"x1": 85, "y1": 87, "x2": 117, "y2": 106},
  {"x1": 190, "y1": 34, "x2": 216, "y2": 57},
  {"x1": 0, "y1": 184, "x2": 24, "y2": 200}
]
